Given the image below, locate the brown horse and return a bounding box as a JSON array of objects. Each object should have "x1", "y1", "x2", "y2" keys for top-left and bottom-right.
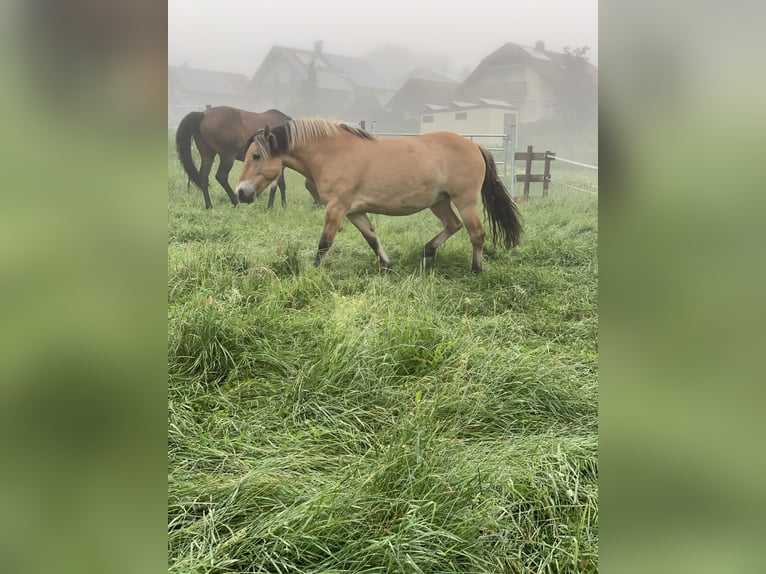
[
  {"x1": 236, "y1": 118, "x2": 522, "y2": 273},
  {"x1": 175, "y1": 106, "x2": 320, "y2": 209}
]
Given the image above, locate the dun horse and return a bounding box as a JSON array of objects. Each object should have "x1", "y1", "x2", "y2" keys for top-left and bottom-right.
[
  {"x1": 236, "y1": 118, "x2": 522, "y2": 274},
  {"x1": 175, "y1": 106, "x2": 319, "y2": 209}
]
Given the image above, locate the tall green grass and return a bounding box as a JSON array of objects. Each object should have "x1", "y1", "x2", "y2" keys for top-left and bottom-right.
[{"x1": 168, "y1": 150, "x2": 598, "y2": 573}]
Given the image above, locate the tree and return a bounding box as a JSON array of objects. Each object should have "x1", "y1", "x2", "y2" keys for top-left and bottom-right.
[{"x1": 556, "y1": 46, "x2": 597, "y2": 131}]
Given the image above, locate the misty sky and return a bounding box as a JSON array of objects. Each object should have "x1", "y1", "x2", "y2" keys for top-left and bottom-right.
[{"x1": 168, "y1": 0, "x2": 597, "y2": 77}]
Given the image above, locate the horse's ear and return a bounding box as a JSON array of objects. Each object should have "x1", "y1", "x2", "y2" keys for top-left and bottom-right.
[{"x1": 263, "y1": 124, "x2": 278, "y2": 154}]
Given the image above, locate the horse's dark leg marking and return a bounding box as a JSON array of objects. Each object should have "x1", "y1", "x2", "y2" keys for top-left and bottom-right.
[
  {"x1": 199, "y1": 155, "x2": 214, "y2": 210},
  {"x1": 315, "y1": 236, "x2": 330, "y2": 266},
  {"x1": 314, "y1": 203, "x2": 346, "y2": 266},
  {"x1": 194, "y1": 137, "x2": 215, "y2": 209},
  {"x1": 347, "y1": 212, "x2": 391, "y2": 269},
  {"x1": 267, "y1": 185, "x2": 277, "y2": 209},
  {"x1": 305, "y1": 179, "x2": 322, "y2": 206},
  {"x1": 423, "y1": 199, "x2": 463, "y2": 267},
  {"x1": 278, "y1": 169, "x2": 287, "y2": 207},
  {"x1": 215, "y1": 156, "x2": 238, "y2": 206},
  {"x1": 266, "y1": 170, "x2": 286, "y2": 209}
]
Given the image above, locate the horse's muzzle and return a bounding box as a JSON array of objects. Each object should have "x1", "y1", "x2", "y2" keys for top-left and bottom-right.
[{"x1": 237, "y1": 184, "x2": 255, "y2": 204}]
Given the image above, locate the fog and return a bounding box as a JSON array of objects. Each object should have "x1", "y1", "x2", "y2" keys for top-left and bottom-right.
[{"x1": 168, "y1": 0, "x2": 597, "y2": 76}]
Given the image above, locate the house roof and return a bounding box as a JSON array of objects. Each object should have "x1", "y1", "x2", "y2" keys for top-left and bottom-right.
[
  {"x1": 253, "y1": 46, "x2": 389, "y2": 92},
  {"x1": 168, "y1": 65, "x2": 250, "y2": 96},
  {"x1": 421, "y1": 98, "x2": 515, "y2": 113},
  {"x1": 385, "y1": 78, "x2": 459, "y2": 111},
  {"x1": 459, "y1": 42, "x2": 597, "y2": 90},
  {"x1": 390, "y1": 67, "x2": 458, "y2": 90},
  {"x1": 324, "y1": 53, "x2": 390, "y2": 90}
]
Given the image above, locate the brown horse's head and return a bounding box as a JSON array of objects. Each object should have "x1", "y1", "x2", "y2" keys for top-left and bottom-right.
[{"x1": 236, "y1": 125, "x2": 283, "y2": 203}]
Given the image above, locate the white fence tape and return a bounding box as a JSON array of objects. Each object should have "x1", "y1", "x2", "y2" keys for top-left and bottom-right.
[{"x1": 547, "y1": 154, "x2": 598, "y2": 170}]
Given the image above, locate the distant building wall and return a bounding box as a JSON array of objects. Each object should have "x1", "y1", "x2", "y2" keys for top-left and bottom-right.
[
  {"x1": 420, "y1": 106, "x2": 518, "y2": 148},
  {"x1": 522, "y1": 68, "x2": 546, "y2": 123}
]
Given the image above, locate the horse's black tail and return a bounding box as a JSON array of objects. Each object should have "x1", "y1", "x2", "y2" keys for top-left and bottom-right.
[
  {"x1": 175, "y1": 111, "x2": 205, "y2": 191},
  {"x1": 479, "y1": 146, "x2": 522, "y2": 248}
]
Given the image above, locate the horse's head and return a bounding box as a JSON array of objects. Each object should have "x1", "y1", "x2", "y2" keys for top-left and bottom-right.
[{"x1": 236, "y1": 125, "x2": 283, "y2": 203}]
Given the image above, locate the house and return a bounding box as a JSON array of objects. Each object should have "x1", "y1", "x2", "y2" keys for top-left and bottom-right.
[
  {"x1": 454, "y1": 41, "x2": 597, "y2": 124},
  {"x1": 167, "y1": 65, "x2": 253, "y2": 126},
  {"x1": 380, "y1": 77, "x2": 459, "y2": 132},
  {"x1": 249, "y1": 42, "x2": 392, "y2": 122},
  {"x1": 390, "y1": 67, "x2": 459, "y2": 91}
]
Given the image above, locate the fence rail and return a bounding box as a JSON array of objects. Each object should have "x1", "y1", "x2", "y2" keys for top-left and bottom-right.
[
  {"x1": 513, "y1": 146, "x2": 599, "y2": 198},
  {"x1": 546, "y1": 154, "x2": 598, "y2": 170}
]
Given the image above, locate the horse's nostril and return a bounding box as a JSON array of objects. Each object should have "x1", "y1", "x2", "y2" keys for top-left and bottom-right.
[{"x1": 237, "y1": 187, "x2": 254, "y2": 204}]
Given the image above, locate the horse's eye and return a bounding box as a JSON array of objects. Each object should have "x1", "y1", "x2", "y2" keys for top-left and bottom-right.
[{"x1": 252, "y1": 153, "x2": 260, "y2": 161}]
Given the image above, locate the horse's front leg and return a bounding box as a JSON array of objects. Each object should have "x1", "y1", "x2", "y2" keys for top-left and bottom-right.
[
  {"x1": 267, "y1": 185, "x2": 277, "y2": 209},
  {"x1": 314, "y1": 203, "x2": 347, "y2": 266},
  {"x1": 347, "y1": 212, "x2": 391, "y2": 270},
  {"x1": 278, "y1": 170, "x2": 287, "y2": 208}
]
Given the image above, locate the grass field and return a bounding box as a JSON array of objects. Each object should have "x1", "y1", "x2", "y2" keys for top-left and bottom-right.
[{"x1": 167, "y1": 149, "x2": 598, "y2": 573}]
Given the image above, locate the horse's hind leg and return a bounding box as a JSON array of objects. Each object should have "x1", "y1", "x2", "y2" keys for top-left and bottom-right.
[
  {"x1": 214, "y1": 156, "x2": 239, "y2": 206},
  {"x1": 305, "y1": 179, "x2": 322, "y2": 206},
  {"x1": 452, "y1": 199, "x2": 486, "y2": 274},
  {"x1": 347, "y1": 212, "x2": 391, "y2": 269},
  {"x1": 423, "y1": 199, "x2": 464, "y2": 267},
  {"x1": 194, "y1": 136, "x2": 215, "y2": 209}
]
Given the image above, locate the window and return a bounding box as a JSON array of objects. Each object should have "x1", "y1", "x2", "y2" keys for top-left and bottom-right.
[
  {"x1": 422, "y1": 115, "x2": 434, "y2": 123},
  {"x1": 455, "y1": 112, "x2": 467, "y2": 120}
]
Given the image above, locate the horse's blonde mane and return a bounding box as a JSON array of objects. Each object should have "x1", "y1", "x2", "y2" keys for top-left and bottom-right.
[
  {"x1": 289, "y1": 117, "x2": 343, "y2": 145},
  {"x1": 255, "y1": 117, "x2": 374, "y2": 159}
]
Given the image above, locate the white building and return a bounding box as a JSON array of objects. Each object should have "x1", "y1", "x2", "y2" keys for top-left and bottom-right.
[{"x1": 420, "y1": 98, "x2": 519, "y2": 149}]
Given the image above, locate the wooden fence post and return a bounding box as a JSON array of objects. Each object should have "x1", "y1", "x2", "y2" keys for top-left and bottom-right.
[
  {"x1": 523, "y1": 145, "x2": 533, "y2": 199},
  {"x1": 543, "y1": 151, "x2": 555, "y2": 197},
  {"x1": 514, "y1": 146, "x2": 556, "y2": 199}
]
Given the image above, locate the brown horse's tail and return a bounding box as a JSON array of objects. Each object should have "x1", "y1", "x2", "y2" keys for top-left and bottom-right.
[
  {"x1": 175, "y1": 111, "x2": 205, "y2": 191},
  {"x1": 479, "y1": 146, "x2": 522, "y2": 248}
]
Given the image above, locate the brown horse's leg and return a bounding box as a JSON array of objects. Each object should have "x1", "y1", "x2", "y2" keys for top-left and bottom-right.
[
  {"x1": 452, "y1": 200, "x2": 486, "y2": 274},
  {"x1": 267, "y1": 185, "x2": 277, "y2": 209},
  {"x1": 305, "y1": 179, "x2": 322, "y2": 206},
  {"x1": 194, "y1": 136, "x2": 215, "y2": 209},
  {"x1": 214, "y1": 156, "x2": 239, "y2": 206},
  {"x1": 347, "y1": 213, "x2": 391, "y2": 269},
  {"x1": 267, "y1": 168, "x2": 287, "y2": 209},
  {"x1": 423, "y1": 199, "x2": 464, "y2": 267},
  {"x1": 278, "y1": 169, "x2": 287, "y2": 207},
  {"x1": 314, "y1": 203, "x2": 347, "y2": 267}
]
